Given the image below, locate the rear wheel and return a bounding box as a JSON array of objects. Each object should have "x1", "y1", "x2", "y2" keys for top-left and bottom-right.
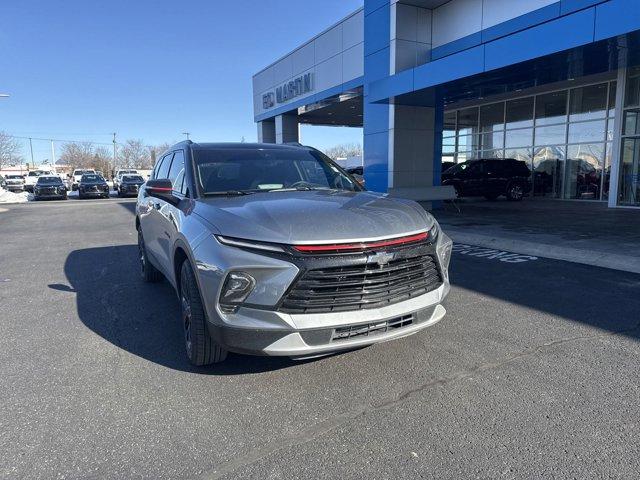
[
  {"x1": 506, "y1": 182, "x2": 524, "y2": 201},
  {"x1": 180, "y1": 260, "x2": 227, "y2": 366},
  {"x1": 138, "y1": 228, "x2": 162, "y2": 283}
]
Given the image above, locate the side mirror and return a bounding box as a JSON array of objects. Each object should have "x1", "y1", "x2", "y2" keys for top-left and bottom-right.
[{"x1": 145, "y1": 178, "x2": 180, "y2": 206}]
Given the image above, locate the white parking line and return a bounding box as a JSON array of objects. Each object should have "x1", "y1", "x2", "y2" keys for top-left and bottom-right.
[{"x1": 452, "y1": 243, "x2": 539, "y2": 263}]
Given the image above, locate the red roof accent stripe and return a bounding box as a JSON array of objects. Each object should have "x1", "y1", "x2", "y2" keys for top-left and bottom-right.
[{"x1": 293, "y1": 231, "x2": 428, "y2": 253}]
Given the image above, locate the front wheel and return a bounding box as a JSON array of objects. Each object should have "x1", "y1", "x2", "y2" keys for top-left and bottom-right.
[
  {"x1": 180, "y1": 260, "x2": 227, "y2": 366},
  {"x1": 506, "y1": 183, "x2": 524, "y2": 201}
]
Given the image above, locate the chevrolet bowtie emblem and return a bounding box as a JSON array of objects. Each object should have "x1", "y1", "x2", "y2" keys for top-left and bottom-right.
[{"x1": 368, "y1": 251, "x2": 395, "y2": 267}]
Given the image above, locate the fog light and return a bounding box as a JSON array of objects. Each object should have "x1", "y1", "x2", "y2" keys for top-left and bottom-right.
[{"x1": 219, "y1": 271, "x2": 256, "y2": 308}]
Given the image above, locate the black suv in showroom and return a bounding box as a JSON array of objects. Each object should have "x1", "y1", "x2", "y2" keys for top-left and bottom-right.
[{"x1": 442, "y1": 158, "x2": 532, "y2": 201}]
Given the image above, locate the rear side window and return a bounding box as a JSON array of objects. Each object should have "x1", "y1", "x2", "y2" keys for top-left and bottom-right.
[
  {"x1": 167, "y1": 150, "x2": 185, "y2": 194},
  {"x1": 157, "y1": 153, "x2": 173, "y2": 179}
]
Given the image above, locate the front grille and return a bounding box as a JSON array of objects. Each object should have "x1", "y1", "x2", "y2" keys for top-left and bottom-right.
[
  {"x1": 279, "y1": 248, "x2": 442, "y2": 314},
  {"x1": 332, "y1": 314, "x2": 414, "y2": 342}
]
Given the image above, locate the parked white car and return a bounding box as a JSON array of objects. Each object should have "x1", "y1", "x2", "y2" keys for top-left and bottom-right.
[
  {"x1": 24, "y1": 169, "x2": 55, "y2": 192},
  {"x1": 70, "y1": 169, "x2": 96, "y2": 191},
  {"x1": 113, "y1": 169, "x2": 139, "y2": 191},
  {"x1": 3, "y1": 174, "x2": 26, "y2": 192}
]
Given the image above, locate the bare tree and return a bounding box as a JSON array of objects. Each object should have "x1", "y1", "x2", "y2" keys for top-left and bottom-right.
[
  {"x1": 149, "y1": 142, "x2": 172, "y2": 165},
  {"x1": 323, "y1": 143, "x2": 363, "y2": 160},
  {"x1": 121, "y1": 139, "x2": 152, "y2": 169},
  {"x1": 0, "y1": 131, "x2": 24, "y2": 170},
  {"x1": 59, "y1": 142, "x2": 95, "y2": 170}
]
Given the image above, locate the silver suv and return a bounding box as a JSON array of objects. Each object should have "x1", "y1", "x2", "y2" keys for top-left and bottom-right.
[{"x1": 136, "y1": 142, "x2": 452, "y2": 365}]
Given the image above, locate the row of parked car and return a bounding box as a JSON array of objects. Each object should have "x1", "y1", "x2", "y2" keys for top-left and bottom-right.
[{"x1": 1, "y1": 169, "x2": 146, "y2": 201}]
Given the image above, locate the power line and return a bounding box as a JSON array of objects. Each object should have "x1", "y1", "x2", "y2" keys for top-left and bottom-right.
[{"x1": 5, "y1": 134, "x2": 120, "y2": 146}]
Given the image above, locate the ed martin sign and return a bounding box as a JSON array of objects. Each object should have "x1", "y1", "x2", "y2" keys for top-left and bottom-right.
[{"x1": 262, "y1": 73, "x2": 313, "y2": 109}]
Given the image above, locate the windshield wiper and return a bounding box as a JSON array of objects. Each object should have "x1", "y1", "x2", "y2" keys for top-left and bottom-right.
[
  {"x1": 205, "y1": 190, "x2": 252, "y2": 196},
  {"x1": 268, "y1": 186, "x2": 331, "y2": 192}
]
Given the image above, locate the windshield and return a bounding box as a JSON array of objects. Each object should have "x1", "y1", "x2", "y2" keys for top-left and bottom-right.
[
  {"x1": 193, "y1": 147, "x2": 361, "y2": 195},
  {"x1": 122, "y1": 175, "x2": 144, "y2": 182},
  {"x1": 81, "y1": 174, "x2": 102, "y2": 182},
  {"x1": 37, "y1": 177, "x2": 63, "y2": 185},
  {"x1": 75, "y1": 170, "x2": 94, "y2": 175}
]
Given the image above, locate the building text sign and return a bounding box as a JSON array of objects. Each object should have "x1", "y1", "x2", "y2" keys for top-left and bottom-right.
[{"x1": 262, "y1": 73, "x2": 313, "y2": 109}]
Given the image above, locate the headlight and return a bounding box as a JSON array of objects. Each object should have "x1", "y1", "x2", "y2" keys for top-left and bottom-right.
[
  {"x1": 219, "y1": 271, "x2": 256, "y2": 311},
  {"x1": 216, "y1": 235, "x2": 285, "y2": 253},
  {"x1": 429, "y1": 221, "x2": 440, "y2": 241}
]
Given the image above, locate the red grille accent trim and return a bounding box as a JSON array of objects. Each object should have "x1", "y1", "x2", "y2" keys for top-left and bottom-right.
[{"x1": 292, "y1": 232, "x2": 428, "y2": 253}]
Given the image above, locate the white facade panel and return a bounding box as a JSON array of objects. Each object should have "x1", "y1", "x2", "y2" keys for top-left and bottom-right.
[
  {"x1": 343, "y1": 42, "x2": 364, "y2": 82},
  {"x1": 416, "y1": 7, "x2": 433, "y2": 44},
  {"x1": 290, "y1": 42, "x2": 315, "y2": 76},
  {"x1": 342, "y1": 10, "x2": 364, "y2": 50},
  {"x1": 272, "y1": 55, "x2": 293, "y2": 85},
  {"x1": 315, "y1": 24, "x2": 343, "y2": 63},
  {"x1": 253, "y1": 66, "x2": 275, "y2": 93},
  {"x1": 315, "y1": 55, "x2": 343, "y2": 92},
  {"x1": 253, "y1": 8, "x2": 364, "y2": 118},
  {"x1": 432, "y1": 0, "x2": 482, "y2": 48},
  {"x1": 482, "y1": 0, "x2": 557, "y2": 29}
]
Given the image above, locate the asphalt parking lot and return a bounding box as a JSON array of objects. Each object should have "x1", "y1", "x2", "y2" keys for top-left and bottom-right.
[{"x1": 1, "y1": 198, "x2": 639, "y2": 479}]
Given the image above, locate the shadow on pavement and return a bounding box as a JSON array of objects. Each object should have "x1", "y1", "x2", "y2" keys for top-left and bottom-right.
[
  {"x1": 448, "y1": 251, "x2": 640, "y2": 340},
  {"x1": 54, "y1": 244, "x2": 301, "y2": 375}
]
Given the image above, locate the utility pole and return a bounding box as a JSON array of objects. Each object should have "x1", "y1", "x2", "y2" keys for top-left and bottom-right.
[
  {"x1": 50, "y1": 140, "x2": 56, "y2": 173},
  {"x1": 182, "y1": 132, "x2": 190, "y2": 140},
  {"x1": 112, "y1": 133, "x2": 117, "y2": 174},
  {"x1": 29, "y1": 137, "x2": 34, "y2": 168}
]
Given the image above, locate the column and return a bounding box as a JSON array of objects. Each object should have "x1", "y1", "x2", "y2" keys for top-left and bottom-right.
[
  {"x1": 257, "y1": 120, "x2": 276, "y2": 143},
  {"x1": 275, "y1": 114, "x2": 299, "y2": 144}
]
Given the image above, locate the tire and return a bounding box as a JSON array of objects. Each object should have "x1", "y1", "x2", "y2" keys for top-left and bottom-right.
[
  {"x1": 180, "y1": 260, "x2": 227, "y2": 366},
  {"x1": 506, "y1": 182, "x2": 524, "y2": 201},
  {"x1": 484, "y1": 193, "x2": 499, "y2": 201},
  {"x1": 138, "y1": 228, "x2": 163, "y2": 283}
]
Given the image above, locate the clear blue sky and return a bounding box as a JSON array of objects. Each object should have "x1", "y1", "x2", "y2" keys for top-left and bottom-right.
[{"x1": 0, "y1": 0, "x2": 363, "y2": 164}]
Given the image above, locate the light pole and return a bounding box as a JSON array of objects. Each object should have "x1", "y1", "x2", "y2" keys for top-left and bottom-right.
[
  {"x1": 182, "y1": 132, "x2": 190, "y2": 140},
  {"x1": 0, "y1": 94, "x2": 9, "y2": 98},
  {"x1": 112, "y1": 133, "x2": 117, "y2": 175}
]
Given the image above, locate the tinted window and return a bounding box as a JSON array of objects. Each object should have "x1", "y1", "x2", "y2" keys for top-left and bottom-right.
[
  {"x1": 167, "y1": 150, "x2": 185, "y2": 193},
  {"x1": 37, "y1": 177, "x2": 63, "y2": 185},
  {"x1": 81, "y1": 175, "x2": 101, "y2": 182},
  {"x1": 193, "y1": 148, "x2": 359, "y2": 194},
  {"x1": 156, "y1": 153, "x2": 173, "y2": 179}
]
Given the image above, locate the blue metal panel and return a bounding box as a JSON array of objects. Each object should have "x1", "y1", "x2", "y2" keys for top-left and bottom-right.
[
  {"x1": 363, "y1": 130, "x2": 390, "y2": 192},
  {"x1": 484, "y1": 8, "x2": 596, "y2": 72},
  {"x1": 431, "y1": 32, "x2": 482, "y2": 61},
  {"x1": 594, "y1": 0, "x2": 640, "y2": 41},
  {"x1": 364, "y1": 46, "x2": 391, "y2": 85},
  {"x1": 368, "y1": 69, "x2": 414, "y2": 103},
  {"x1": 364, "y1": 0, "x2": 388, "y2": 16},
  {"x1": 364, "y1": 3, "x2": 390, "y2": 56},
  {"x1": 481, "y1": 3, "x2": 561, "y2": 43},
  {"x1": 561, "y1": 0, "x2": 607, "y2": 15},
  {"x1": 412, "y1": 46, "x2": 485, "y2": 95},
  {"x1": 363, "y1": 101, "x2": 390, "y2": 136},
  {"x1": 363, "y1": 171, "x2": 388, "y2": 193}
]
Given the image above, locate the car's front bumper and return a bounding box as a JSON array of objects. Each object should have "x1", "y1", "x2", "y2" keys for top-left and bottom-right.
[
  {"x1": 194, "y1": 229, "x2": 453, "y2": 357},
  {"x1": 79, "y1": 189, "x2": 109, "y2": 197},
  {"x1": 5, "y1": 185, "x2": 24, "y2": 192},
  {"x1": 207, "y1": 285, "x2": 448, "y2": 357}
]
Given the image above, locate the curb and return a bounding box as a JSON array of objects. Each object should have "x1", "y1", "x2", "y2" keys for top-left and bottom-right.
[{"x1": 444, "y1": 227, "x2": 640, "y2": 275}]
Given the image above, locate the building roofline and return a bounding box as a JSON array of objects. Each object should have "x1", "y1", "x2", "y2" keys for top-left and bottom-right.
[{"x1": 252, "y1": 6, "x2": 364, "y2": 78}]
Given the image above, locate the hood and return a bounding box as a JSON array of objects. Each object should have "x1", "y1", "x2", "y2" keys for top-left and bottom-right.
[{"x1": 193, "y1": 190, "x2": 433, "y2": 244}]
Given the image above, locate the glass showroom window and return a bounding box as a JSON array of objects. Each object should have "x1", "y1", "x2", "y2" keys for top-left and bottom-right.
[
  {"x1": 564, "y1": 83, "x2": 610, "y2": 200},
  {"x1": 443, "y1": 111, "x2": 456, "y2": 166},
  {"x1": 441, "y1": 79, "x2": 615, "y2": 200},
  {"x1": 618, "y1": 66, "x2": 640, "y2": 206}
]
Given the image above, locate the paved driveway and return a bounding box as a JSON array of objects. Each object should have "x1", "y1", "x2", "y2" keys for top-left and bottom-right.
[{"x1": 1, "y1": 199, "x2": 639, "y2": 479}]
